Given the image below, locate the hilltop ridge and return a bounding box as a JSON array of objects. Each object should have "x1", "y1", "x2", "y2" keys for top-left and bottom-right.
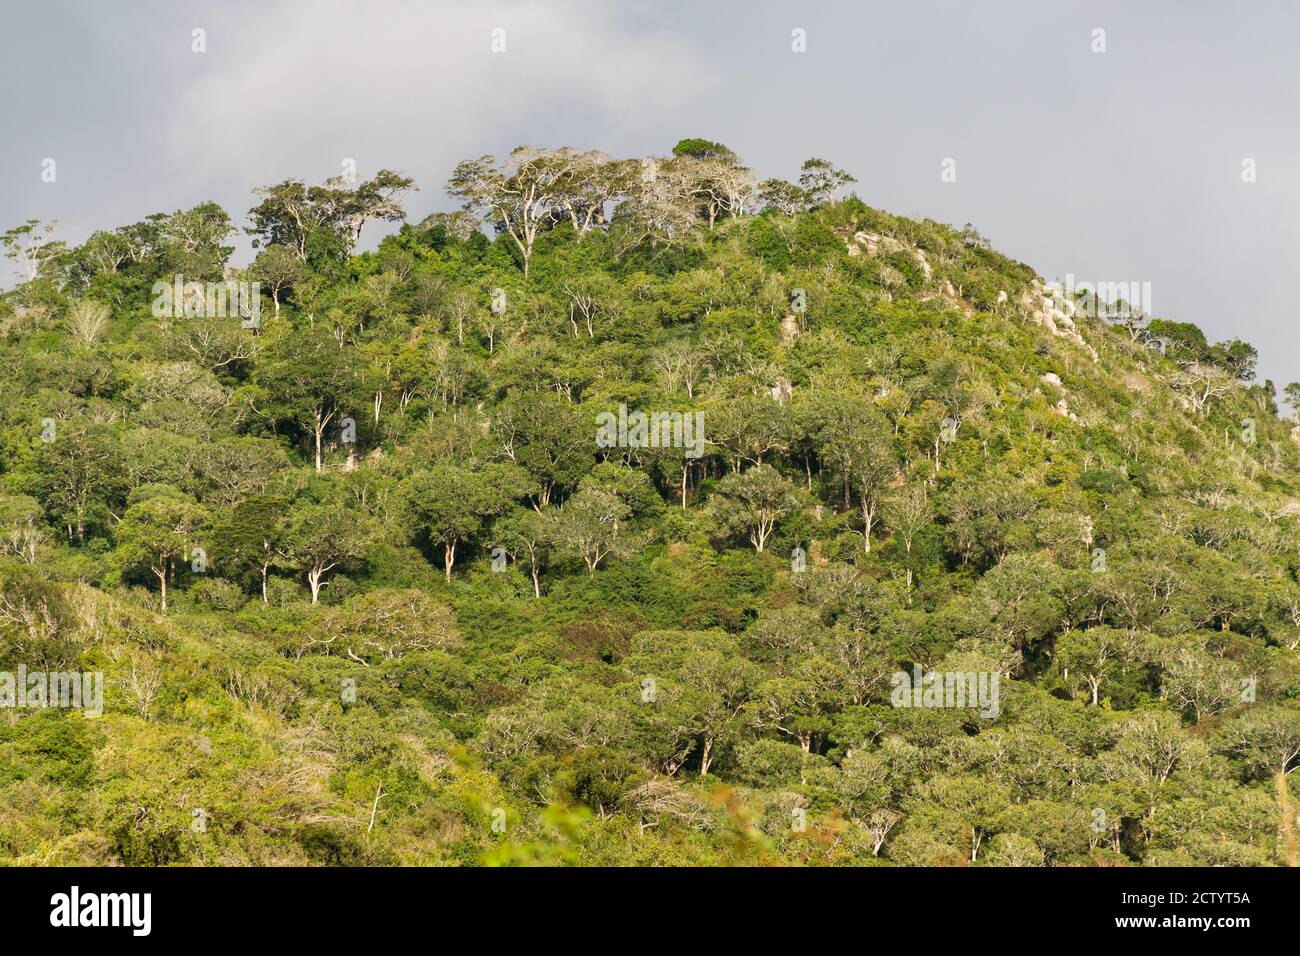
[{"x1": 1, "y1": 143, "x2": 1298, "y2": 866}]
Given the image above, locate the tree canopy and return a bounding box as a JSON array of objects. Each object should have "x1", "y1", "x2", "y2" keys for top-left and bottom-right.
[{"x1": 0, "y1": 141, "x2": 1297, "y2": 867}]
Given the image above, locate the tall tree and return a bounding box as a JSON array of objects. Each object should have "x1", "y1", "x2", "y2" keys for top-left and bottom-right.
[
  {"x1": 112, "y1": 486, "x2": 210, "y2": 613},
  {"x1": 402, "y1": 462, "x2": 534, "y2": 581},
  {"x1": 252, "y1": 329, "x2": 365, "y2": 472}
]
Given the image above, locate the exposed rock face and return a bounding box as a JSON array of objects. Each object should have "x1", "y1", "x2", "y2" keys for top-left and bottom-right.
[
  {"x1": 1053, "y1": 398, "x2": 1079, "y2": 422},
  {"x1": 912, "y1": 247, "x2": 933, "y2": 281},
  {"x1": 846, "y1": 231, "x2": 932, "y2": 281},
  {"x1": 1021, "y1": 280, "x2": 1099, "y2": 362},
  {"x1": 846, "y1": 231, "x2": 906, "y2": 258},
  {"x1": 1039, "y1": 371, "x2": 1077, "y2": 420},
  {"x1": 779, "y1": 312, "x2": 800, "y2": 345}
]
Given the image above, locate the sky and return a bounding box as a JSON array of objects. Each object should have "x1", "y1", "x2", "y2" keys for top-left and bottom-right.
[{"x1": 2, "y1": 0, "x2": 1298, "y2": 390}]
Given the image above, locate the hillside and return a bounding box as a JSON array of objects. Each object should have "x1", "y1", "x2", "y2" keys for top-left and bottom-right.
[{"x1": 1, "y1": 143, "x2": 1298, "y2": 867}]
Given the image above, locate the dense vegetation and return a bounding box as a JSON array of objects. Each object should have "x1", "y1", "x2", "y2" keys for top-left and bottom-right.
[{"x1": 1, "y1": 142, "x2": 1298, "y2": 866}]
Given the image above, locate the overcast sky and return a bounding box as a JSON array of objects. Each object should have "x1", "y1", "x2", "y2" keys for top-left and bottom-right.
[{"x1": 3, "y1": 0, "x2": 1297, "y2": 390}]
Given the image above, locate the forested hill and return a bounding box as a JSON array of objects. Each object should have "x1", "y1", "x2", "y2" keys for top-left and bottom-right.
[{"x1": 1, "y1": 142, "x2": 1298, "y2": 866}]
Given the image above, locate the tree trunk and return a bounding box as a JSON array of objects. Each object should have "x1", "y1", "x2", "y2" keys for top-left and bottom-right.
[{"x1": 314, "y1": 415, "x2": 324, "y2": 473}]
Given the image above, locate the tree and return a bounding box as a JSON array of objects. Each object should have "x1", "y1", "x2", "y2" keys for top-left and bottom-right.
[
  {"x1": 550, "y1": 487, "x2": 630, "y2": 575},
  {"x1": 1147, "y1": 319, "x2": 1209, "y2": 364},
  {"x1": 447, "y1": 147, "x2": 613, "y2": 278},
  {"x1": 66, "y1": 300, "x2": 110, "y2": 346},
  {"x1": 750, "y1": 659, "x2": 841, "y2": 754},
  {"x1": 282, "y1": 498, "x2": 369, "y2": 603},
  {"x1": 1219, "y1": 705, "x2": 1300, "y2": 780},
  {"x1": 493, "y1": 391, "x2": 591, "y2": 508},
  {"x1": 79, "y1": 229, "x2": 131, "y2": 276},
  {"x1": 665, "y1": 142, "x2": 757, "y2": 227},
  {"x1": 1279, "y1": 385, "x2": 1300, "y2": 421},
  {"x1": 808, "y1": 394, "x2": 897, "y2": 551},
  {"x1": 1056, "y1": 627, "x2": 1134, "y2": 706},
  {"x1": 158, "y1": 202, "x2": 235, "y2": 278},
  {"x1": 710, "y1": 465, "x2": 802, "y2": 553},
  {"x1": 25, "y1": 419, "x2": 123, "y2": 543},
  {"x1": 249, "y1": 245, "x2": 308, "y2": 316},
  {"x1": 550, "y1": 151, "x2": 625, "y2": 239},
  {"x1": 609, "y1": 160, "x2": 699, "y2": 251},
  {"x1": 492, "y1": 507, "x2": 552, "y2": 597},
  {"x1": 319, "y1": 588, "x2": 459, "y2": 663},
  {"x1": 1163, "y1": 646, "x2": 1244, "y2": 723},
  {"x1": 670, "y1": 138, "x2": 733, "y2": 160},
  {"x1": 1, "y1": 219, "x2": 65, "y2": 282},
  {"x1": 247, "y1": 170, "x2": 414, "y2": 263},
  {"x1": 1111, "y1": 713, "x2": 1205, "y2": 787},
  {"x1": 798, "y1": 158, "x2": 856, "y2": 206},
  {"x1": 884, "y1": 482, "x2": 932, "y2": 596},
  {"x1": 337, "y1": 170, "x2": 418, "y2": 251},
  {"x1": 112, "y1": 486, "x2": 210, "y2": 613},
  {"x1": 1208, "y1": 338, "x2": 1258, "y2": 382},
  {"x1": 709, "y1": 394, "x2": 789, "y2": 472},
  {"x1": 0, "y1": 563, "x2": 76, "y2": 668},
  {"x1": 844, "y1": 425, "x2": 899, "y2": 554},
  {"x1": 210, "y1": 494, "x2": 291, "y2": 603},
  {"x1": 253, "y1": 329, "x2": 365, "y2": 471},
  {"x1": 757, "y1": 178, "x2": 808, "y2": 215},
  {"x1": 0, "y1": 496, "x2": 44, "y2": 564},
  {"x1": 402, "y1": 463, "x2": 533, "y2": 581},
  {"x1": 837, "y1": 747, "x2": 907, "y2": 853},
  {"x1": 1169, "y1": 363, "x2": 1234, "y2": 416},
  {"x1": 629, "y1": 629, "x2": 760, "y2": 776}
]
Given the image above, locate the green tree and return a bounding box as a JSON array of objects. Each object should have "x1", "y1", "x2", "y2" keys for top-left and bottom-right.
[
  {"x1": 210, "y1": 493, "x2": 291, "y2": 603},
  {"x1": 710, "y1": 465, "x2": 802, "y2": 553},
  {"x1": 550, "y1": 487, "x2": 631, "y2": 575},
  {"x1": 112, "y1": 486, "x2": 210, "y2": 613},
  {"x1": 403, "y1": 463, "x2": 534, "y2": 582},
  {"x1": 283, "y1": 497, "x2": 370, "y2": 603},
  {"x1": 252, "y1": 329, "x2": 365, "y2": 472},
  {"x1": 798, "y1": 158, "x2": 856, "y2": 206}
]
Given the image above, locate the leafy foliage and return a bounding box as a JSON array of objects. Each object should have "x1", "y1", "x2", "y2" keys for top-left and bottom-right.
[{"x1": 1, "y1": 141, "x2": 1298, "y2": 866}]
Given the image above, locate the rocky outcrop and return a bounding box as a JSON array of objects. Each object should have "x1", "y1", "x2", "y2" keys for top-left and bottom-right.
[{"x1": 1021, "y1": 280, "x2": 1099, "y2": 362}]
